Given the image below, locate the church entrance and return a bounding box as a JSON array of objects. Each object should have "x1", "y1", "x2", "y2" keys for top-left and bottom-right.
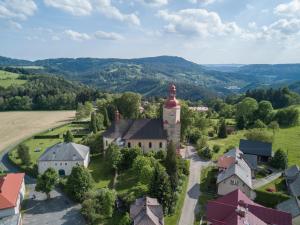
[{"x1": 58, "y1": 169, "x2": 65, "y2": 176}]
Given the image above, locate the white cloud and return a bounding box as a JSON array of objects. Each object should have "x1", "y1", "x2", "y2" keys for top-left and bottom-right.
[
  {"x1": 64, "y1": 29, "x2": 124, "y2": 41},
  {"x1": 65, "y1": 29, "x2": 91, "y2": 41},
  {"x1": 0, "y1": 0, "x2": 37, "y2": 20},
  {"x1": 267, "y1": 18, "x2": 300, "y2": 35},
  {"x1": 44, "y1": 0, "x2": 92, "y2": 16},
  {"x1": 95, "y1": 0, "x2": 140, "y2": 25},
  {"x1": 157, "y1": 8, "x2": 241, "y2": 37},
  {"x1": 274, "y1": 0, "x2": 300, "y2": 17},
  {"x1": 8, "y1": 20, "x2": 22, "y2": 30},
  {"x1": 139, "y1": 0, "x2": 168, "y2": 7},
  {"x1": 246, "y1": 4, "x2": 254, "y2": 10},
  {"x1": 248, "y1": 22, "x2": 257, "y2": 29},
  {"x1": 94, "y1": 30, "x2": 124, "y2": 40},
  {"x1": 189, "y1": 0, "x2": 216, "y2": 5}
]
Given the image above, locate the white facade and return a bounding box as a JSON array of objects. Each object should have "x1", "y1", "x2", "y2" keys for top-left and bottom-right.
[
  {"x1": 38, "y1": 152, "x2": 90, "y2": 176},
  {"x1": 217, "y1": 175, "x2": 255, "y2": 199},
  {"x1": 125, "y1": 139, "x2": 167, "y2": 153}
]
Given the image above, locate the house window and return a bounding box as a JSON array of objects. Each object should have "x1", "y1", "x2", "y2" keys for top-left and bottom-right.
[
  {"x1": 159, "y1": 142, "x2": 163, "y2": 148},
  {"x1": 149, "y1": 142, "x2": 152, "y2": 148},
  {"x1": 128, "y1": 142, "x2": 131, "y2": 148},
  {"x1": 60, "y1": 162, "x2": 62, "y2": 166},
  {"x1": 230, "y1": 180, "x2": 238, "y2": 185},
  {"x1": 138, "y1": 142, "x2": 142, "y2": 148},
  {"x1": 65, "y1": 163, "x2": 67, "y2": 166}
]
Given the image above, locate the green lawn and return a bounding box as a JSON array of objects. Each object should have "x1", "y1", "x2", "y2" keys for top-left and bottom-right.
[
  {"x1": 257, "y1": 177, "x2": 288, "y2": 194},
  {"x1": 89, "y1": 155, "x2": 114, "y2": 189},
  {"x1": 0, "y1": 70, "x2": 27, "y2": 88},
  {"x1": 164, "y1": 175, "x2": 189, "y2": 225}
]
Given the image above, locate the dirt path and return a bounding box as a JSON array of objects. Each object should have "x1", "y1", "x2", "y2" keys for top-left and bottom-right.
[
  {"x1": 0, "y1": 111, "x2": 75, "y2": 152},
  {"x1": 178, "y1": 146, "x2": 211, "y2": 225}
]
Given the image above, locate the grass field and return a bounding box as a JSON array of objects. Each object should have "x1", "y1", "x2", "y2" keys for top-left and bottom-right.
[
  {"x1": 0, "y1": 111, "x2": 75, "y2": 152},
  {"x1": 0, "y1": 70, "x2": 27, "y2": 88}
]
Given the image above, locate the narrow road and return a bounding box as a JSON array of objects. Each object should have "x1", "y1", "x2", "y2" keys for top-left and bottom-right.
[{"x1": 178, "y1": 146, "x2": 210, "y2": 225}]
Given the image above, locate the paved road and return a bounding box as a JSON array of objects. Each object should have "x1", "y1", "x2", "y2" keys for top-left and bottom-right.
[
  {"x1": 178, "y1": 146, "x2": 210, "y2": 225},
  {"x1": 253, "y1": 171, "x2": 282, "y2": 189}
]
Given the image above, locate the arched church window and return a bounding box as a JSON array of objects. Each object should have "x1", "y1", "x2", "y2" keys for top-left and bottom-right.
[
  {"x1": 159, "y1": 142, "x2": 163, "y2": 148},
  {"x1": 149, "y1": 142, "x2": 152, "y2": 148},
  {"x1": 128, "y1": 142, "x2": 131, "y2": 148}
]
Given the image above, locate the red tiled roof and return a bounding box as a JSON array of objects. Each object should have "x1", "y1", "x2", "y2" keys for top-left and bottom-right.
[
  {"x1": 0, "y1": 173, "x2": 25, "y2": 210},
  {"x1": 206, "y1": 189, "x2": 292, "y2": 225}
]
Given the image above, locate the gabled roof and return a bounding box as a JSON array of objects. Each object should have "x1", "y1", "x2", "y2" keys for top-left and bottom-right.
[
  {"x1": 242, "y1": 154, "x2": 258, "y2": 170},
  {"x1": 217, "y1": 157, "x2": 252, "y2": 188},
  {"x1": 102, "y1": 119, "x2": 133, "y2": 139},
  {"x1": 284, "y1": 165, "x2": 300, "y2": 179},
  {"x1": 239, "y1": 139, "x2": 272, "y2": 157},
  {"x1": 207, "y1": 189, "x2": 292, "y2": 225},
  {"x1": 0, "y1": 173, "x2": 25, "y2": 210},
  {"x1": 38, "y1": 142, "x2": 89, "y2": 161},
  {"x1": 290, "y1": 175, "x2": 300, "y2": 197},
  {"x1": 123, "y1": 119, "x2": 167, "y2": 140},
  {"x1": 130, "y1": 197, "x2": 164, "y2": 225}
]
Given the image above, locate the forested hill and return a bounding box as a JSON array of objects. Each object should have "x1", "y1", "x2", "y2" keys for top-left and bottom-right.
[{"x1": 1, "y1": 55, "x2": 300, "y2": 100}]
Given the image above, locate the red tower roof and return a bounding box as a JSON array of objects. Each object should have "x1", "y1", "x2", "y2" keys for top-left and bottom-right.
[{"x1": 164, "y1": 84, "x2": 180, "y2": 108}]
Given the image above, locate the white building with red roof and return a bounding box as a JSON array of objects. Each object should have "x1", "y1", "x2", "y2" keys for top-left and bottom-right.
[
  {"x1": 206, "y1": 189, "x2": 292, "y2": 225},
  {"x1": 0, "y1": 173, "x2": 25, "y2": 225}
]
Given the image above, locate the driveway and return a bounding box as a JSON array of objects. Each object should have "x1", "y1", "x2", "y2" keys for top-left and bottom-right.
[
  {"x1": 178, "y1": 146, "x2": 211, "y2": 225},
  {"x1": 23, "y1": 185, "x2": 85, "y2": 225},
  {"x1": 253, "y1": 171, "x2": 282, "y2": 189}
]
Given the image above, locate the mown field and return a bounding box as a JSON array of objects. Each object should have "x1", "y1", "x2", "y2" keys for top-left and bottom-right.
[
  {"x1": 0, "y1": 70, "x2": 27, "y2": 88},
  {"x1": 0, "y1": 111, "x2": 75, "y2": 152}
]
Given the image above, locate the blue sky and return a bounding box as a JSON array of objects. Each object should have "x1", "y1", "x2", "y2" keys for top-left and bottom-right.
[{"x1": 0, "y1": 0, "x2": 300, "y2": 64}]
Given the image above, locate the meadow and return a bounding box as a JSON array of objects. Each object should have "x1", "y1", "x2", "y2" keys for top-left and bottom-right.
[{"x1": 0, "y1": 70, "x2": 27, "y2": 88}]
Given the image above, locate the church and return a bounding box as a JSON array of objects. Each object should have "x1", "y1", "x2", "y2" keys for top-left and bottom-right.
[{"x1": 103, "y1": 84, "x2": 181, "y2": 152}]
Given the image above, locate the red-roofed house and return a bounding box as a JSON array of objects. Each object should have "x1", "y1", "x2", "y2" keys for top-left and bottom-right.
[
  {"x1": 0, "y1": 173, "x2": 25, "y2": 225},
  {"x1": 206, "y1": 189, "x2": 292, "y2": 225}
]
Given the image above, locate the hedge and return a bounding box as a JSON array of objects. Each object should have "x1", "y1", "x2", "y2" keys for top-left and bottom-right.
[
  {"x1": 34, "y1": 134, "x2": 60, "y2": 139},
  {"x1": 255, "y1": 190, "x2": 290, "y2": 208},
  {"x1": 72, "y1": 121, "x2": 90, "y2": 124}
]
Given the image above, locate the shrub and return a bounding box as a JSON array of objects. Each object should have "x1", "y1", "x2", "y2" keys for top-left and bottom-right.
[
  {"x1": 17, "y1": 144, "x2": 31, "y2": 166},
  {"x1": 198, "y1": 147, "x2": 213, "y2": 160},
  {"x1": 213, "y1": 145, "x2": 221, "y2": 153},
  {"x1": 245, "y1": 129, "x2": 273, "y2": 143},
  {"x1": 271, "y1": 149, "x2": 288, "y2": 169},
  {"x1": 255, "y1": 190, "x2": 290, "y2": 208}
]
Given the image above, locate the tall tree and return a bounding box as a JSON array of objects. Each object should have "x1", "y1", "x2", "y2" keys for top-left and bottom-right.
[
  {"x1": 116, "y1": 92, "x2": 141, "y2": 119},
  {"x1": 236, "y1": 97, "x2": 258, "y2": 128},
  {"x1": 17, "y1": 144, "x2": 31, "y2": 166},
  {"x1": 257, "y1": 100, "x2": 273, "y2": 123},
  {"x1": 218, "y1": 119, "x2": 228, "y2": 138},
  {"x1": 271, "y1": 149, "x2": 288, "y2": 169},
  {"x1": 165, "y1": 141, "x2": 179, "y2": 190},
  {"x1": 66, "y1": 165, "x2": 93, "y2": 202},
  {"x1": 64, "y1": 130, "x2": 74, "y2": 143},
  {"x1": 106, "y1": 144, "x2": 122, "y2": 170},
  {"x1": 103, "y1": 107, "x2": 111, "y2": 128},
  {"x1": 90, "y1": 112, "x2": 97, "y2": 133},
  {"x1": 35, "y1": 168, "x2": 59, "y2": 199}
]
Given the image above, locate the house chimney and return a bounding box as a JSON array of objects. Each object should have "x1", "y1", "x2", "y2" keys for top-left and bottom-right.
[{"x1": 236, "y1": 208, "x2": 246, "y2": 217}]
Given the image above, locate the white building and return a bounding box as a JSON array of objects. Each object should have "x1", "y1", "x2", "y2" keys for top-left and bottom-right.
[
  {"x1": 0, "y1": 173, "x2": 25, "y2": 225},
  {"x1": 38, "y1": 142, "x2": 90, "y2": 176}
]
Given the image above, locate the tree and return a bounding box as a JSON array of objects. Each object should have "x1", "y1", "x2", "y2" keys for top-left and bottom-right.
[
  {"x1": 236, "y1": 97, "x2": 258, "y2": 128},
  {"x1": 90, "y1": 112, "x2": 97, "y2": 133},
  {"x1": 198, "y1": 147, "x2": 213, "y2": 160},
  {"x1": 103, "y1": 107, "x2": 111, "y2": 128},
  {"x1": 218, "y1": 119, "x2": 227, "y2": 138},
  {"x1": 81, "y1": 198, "x2": 98, "y2": 224},
  {"x1": 275, "y1": 107, "x2": 299, "y2": 127},
  {"x1": 268, "y1": 121, "x2": 279, "y2": 134},
  {"x1": 257, "y1": 101, "x2": 273, "y2": 123},
  {"x1": 245, "y1": 129, "x2": 273, "y2": 143},
  {"x1": 236, "y1": 116, "x2": 246, "y2": 130},
  {"x1": 94, "y1": 188, "x2": 116, "y2": 219},
  {"x1": 64, "y1": 130, "x2": 74, "y2": 143},
  {"x1": 82, "y1": 133, "x2": 104, "y2": 154},
  {"x1": 271, "y1": 149, "x2": 288, "y2": 169},
  {"x1": 133, "y1": 156, "x2": 156, "y2": 184},
  {"x1": 119, "y1": 147, "x2": 142, "y2": 170},
  {"x1": 17, "y1": 144, "x2": 31, "y2": 166},
  {"x1": 253, "y1": 119, "x2": 267, "y2": 129},
  {"x1": 213, "y1": 145, "x2": 221, "y2": 153},
  {"x1": 116, "y1": 92, "x2": 141, "y2": 119},
  {"x1": 66, "y1": 165, "x2": 93, "y2": 202},
  {"x1": 165, "y1": 141, "x2": 179, "y2": 190},
  {"x1": 149, "y1": 164, "x2": 173, "y2": 214},
  {"x1": 119, "y1": 213, "x2": 131, "y2": 225},
  {"x1": 196, "y1": 136, "x2": 208, "y2": 150},
  {"x1": 106, "y1": 144, "x2": 122, "y2": 170},
  {"x1": 35, "y1": 168, "x2": 59, "y2": 199}
]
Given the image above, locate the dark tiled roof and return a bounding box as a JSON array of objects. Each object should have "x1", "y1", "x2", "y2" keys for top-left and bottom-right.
[
  {"x1": 242, "y1": 154, "x2": 258, "y2": 170},
  {"x1": 239, "y1": 139, "x2": 272, "y2": 157},
  {"x1": 123, "y1": 119, "x2": 167, "y2": 140},
  {"x1": 207, "y1": 189, "x2": 292, "y2": 225},
  {"x1": 102, "y1": 119, "x2": 133, "y2": 139}
]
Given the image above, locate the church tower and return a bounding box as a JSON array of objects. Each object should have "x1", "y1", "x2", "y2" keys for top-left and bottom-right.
[{"x1": 163, "y1": 84, "x2": 181, "y2": 148}]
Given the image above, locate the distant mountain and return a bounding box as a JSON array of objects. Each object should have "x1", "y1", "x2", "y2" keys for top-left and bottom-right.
[{"x1": 1, "y1": 56, "x2": 300, "y2": 100}]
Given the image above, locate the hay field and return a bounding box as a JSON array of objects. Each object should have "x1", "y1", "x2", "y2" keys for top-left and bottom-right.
[{"x1": 0, "y1": 111, "x2": 75, "y2": 151}]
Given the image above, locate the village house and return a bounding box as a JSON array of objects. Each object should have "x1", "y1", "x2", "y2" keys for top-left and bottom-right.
[
  {"x1": 239, "y1": 139, "x2": 272, "y2": 162},
  {"x1": 130, "y1": 196, "x2": 164, "y2": 225},
  {"x1": 284, "y1": 165, "x2": 300, "y2": 197},
  {"x1": 206, "y1": 189, "x2": 292, "y2": 225},
  {"x1": 217, "y1": 148, "x2": 257, "y2": 178},
  {"x1": 0, "y1": 173, "x2": 25, "y2": 225},
  {"x1": 103, "y1": 84, "x2": 181, "y2": 152},
  {"x1": 38, "y1": 142, "x2": 90, "y2": 176},
  {"x1": 217, "y1": 156, "x2": 255, "y2": 199}
]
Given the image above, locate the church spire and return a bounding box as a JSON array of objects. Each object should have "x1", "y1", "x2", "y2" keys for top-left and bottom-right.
[{"x1": 164, "y1": 83, "x2": 180, "y2": 108}]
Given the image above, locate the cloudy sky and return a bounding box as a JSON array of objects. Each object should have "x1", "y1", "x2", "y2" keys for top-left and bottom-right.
[{"x1": 0, "y1": 0, "x2": 300, "y2": 64}]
